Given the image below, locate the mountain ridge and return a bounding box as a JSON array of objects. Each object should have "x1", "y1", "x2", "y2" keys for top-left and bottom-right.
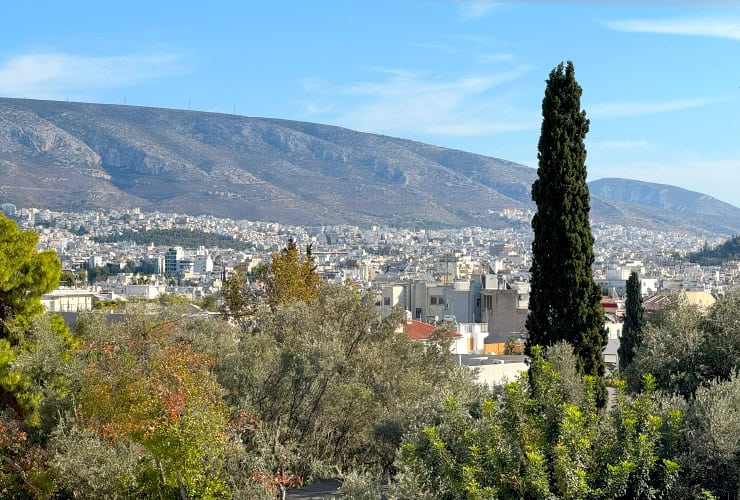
[{"x1": 0, "y1": 97, "x2": 737, "y2": 234}]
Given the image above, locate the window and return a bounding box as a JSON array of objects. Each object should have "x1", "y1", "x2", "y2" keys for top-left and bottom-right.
[
  {"x1": 430, "y1": 295, "x2": 444, "y2": 306},
  {"x1": 484, "y1": 295, "x2": 493, "y2": 310},
  {"x1": 415, "y1": 307, "x2": 422, "y2": 319},
  {"x1": 383, "y1": 297, "x2": 391, "y2": 306}
]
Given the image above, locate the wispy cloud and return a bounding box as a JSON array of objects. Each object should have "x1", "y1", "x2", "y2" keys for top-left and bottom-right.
[
  {"x1": 303, "y1": 66, "x2": 538, "y2": 137},
  {"x1": 607, "y1": 17, "x2": 740, "y2": 39},
  {"x1": 459, "y1": 2, "x2": 498, "y2": 20},
  {"x1": 0, "y1": 52, "x2": 186, "y2": 99},
  {"x1": 588, "y1": 96, "x2": 724, "y2": 118},
  {"x1": 479, "y1": 53, "x2": 516, "y2": 63}
]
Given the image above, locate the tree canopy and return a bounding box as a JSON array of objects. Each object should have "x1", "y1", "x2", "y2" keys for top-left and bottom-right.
[
  {"x1": 396, "y1": 344, "x2": 683, "y2": 499},
  {"x1": 256, "y1": 238, "x2": 322, "y2": 309},
  {"x1": 0, "y1": 214, "x2": 70, "y2": 424},
  {"x1": 686, "y1": 235, "x2": 740, "y2": 266},
  {"x1": 93, "y1": 228, "x2": 248, "y2": 250},
  {"x1": 526, "y1": 61, "x2": 607, "y2": 405},
  {"x1": 618, "y1": 271, "x2": 645, "y2": 369}
]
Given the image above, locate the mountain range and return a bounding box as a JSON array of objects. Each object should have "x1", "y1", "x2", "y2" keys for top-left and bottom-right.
[{"x1": 0, "y1": 97, "x2": 738, "y2": 235}]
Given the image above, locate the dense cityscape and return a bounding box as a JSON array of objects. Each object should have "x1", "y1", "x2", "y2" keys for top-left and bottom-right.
[
  {"x1": 10, "y1": 203, "x2": 730, "y2": 304},
  {"x1": 2, "y1": 1, "x2": 740, "y2": 497}
]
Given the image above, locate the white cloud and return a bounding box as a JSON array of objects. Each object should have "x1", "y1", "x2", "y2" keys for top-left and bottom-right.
[
  {"x1": 0, "y1": 52, "x2": 185, "y2": 99},
  {"x1": 606, "y1": 17, "x2": 740, "y2": 39},
  {"x1": 310, "y1": 66, "x2": 538, "y2": 137},
  {"x1": 588, "y1": 96, "x2": 724, "y2": 118},
  {"x1": 459, "y1": 2, "x2": 498, "y2": 20},
  {"x1": 478, "y1": 53, "x2": 516, "y2": 63}
]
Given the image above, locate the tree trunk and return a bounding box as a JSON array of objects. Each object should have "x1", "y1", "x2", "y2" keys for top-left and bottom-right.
[{"x1": 178, "y1": 475, "x2": 191, "y2": 500}]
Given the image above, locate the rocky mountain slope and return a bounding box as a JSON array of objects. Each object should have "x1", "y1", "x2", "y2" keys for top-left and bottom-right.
[
  {"x1": 588, "y1": 178, "x2": 740, "y2": 220},
  {"x1": 0, "y1": 97, "x2": 737, "y2": 234}
]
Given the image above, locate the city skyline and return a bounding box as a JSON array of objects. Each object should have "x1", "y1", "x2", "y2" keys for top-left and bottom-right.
[{"x1": 2, "y1": 1, "x2": 738, "y2": 206}]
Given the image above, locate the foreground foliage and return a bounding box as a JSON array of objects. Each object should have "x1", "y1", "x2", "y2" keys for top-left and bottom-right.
[
  {"x1": 0, "y1": 215, "x2": 69, "y2": 425},
  {"x1": 1, "y1": 220, "x2": 739, "y2": 498},
  {"x1": 397, "y1": 344, "x2": 682, "y2": 499}
]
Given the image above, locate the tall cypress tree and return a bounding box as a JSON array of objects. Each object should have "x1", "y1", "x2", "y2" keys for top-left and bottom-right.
[
  {"x1": 526, "y1": 61, "x2": 607, "y2": 403},
  {"x1": 618, "y1": 271, "x2": 644, "y2": 369}
]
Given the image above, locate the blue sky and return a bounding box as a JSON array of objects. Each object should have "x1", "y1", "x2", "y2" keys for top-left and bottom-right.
[{"x1": 2, "y1": 1, "x2": 739, "y2": 206}]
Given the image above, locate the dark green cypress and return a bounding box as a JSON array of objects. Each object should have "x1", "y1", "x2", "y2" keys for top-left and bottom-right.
[
  {"x1": 617, "y1": 271, "x2": 644, "y2": 369},
  {"x1": 526, "y1": 61, "x2": 607, "y2": 404}
]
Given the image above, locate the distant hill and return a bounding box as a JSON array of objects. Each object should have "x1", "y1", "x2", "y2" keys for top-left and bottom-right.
[
  {"x1": 587, "y1": 178, "x2": 740, "y2": 235},
  {"x1": 588, "y1": 178, "x2": 740, "y2": 219},
  {"x1": 686, "y1": 235, "x2": 740, "y2": 266},
  {"x1": 0, "y1": 97, "x2": 738, "y2": 234}
]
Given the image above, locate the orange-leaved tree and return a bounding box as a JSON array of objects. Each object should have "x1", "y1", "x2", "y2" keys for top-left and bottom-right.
[{"x1": 78, "y1": 313, "x2": 232, "y2": 499}]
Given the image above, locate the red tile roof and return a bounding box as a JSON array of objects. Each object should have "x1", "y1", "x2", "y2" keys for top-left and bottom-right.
[{"x1": 403, "y1": 320, "x2": 461, "y2": 341}]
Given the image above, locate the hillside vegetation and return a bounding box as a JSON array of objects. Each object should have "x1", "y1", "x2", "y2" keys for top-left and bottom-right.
[
  {"x1": 687, "y1": 235, "x2": 740, "y2": 266},
  {"x1": 93, "y1": 228, "x2": 248, "y2": 250}
]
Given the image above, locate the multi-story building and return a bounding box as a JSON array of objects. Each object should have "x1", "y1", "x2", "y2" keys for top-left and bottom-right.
[{"x1": 165, "y1": 247, "x2": 184, "y2": 275}]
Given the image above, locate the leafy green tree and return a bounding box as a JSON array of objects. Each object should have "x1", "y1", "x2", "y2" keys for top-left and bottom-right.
[
  {"x1": 256, "y1": 238, "x2": 322, "y2": 309},
  {"x1": 396, "y1": 344, "x2": 683, "y2": 499},
  {"x1": 87, "y1": 264, "x2": 112, "y2": 283},
  {"x1": 11, "y1": 314, "x2": 79, "y2": 432},
  {"x1": 196, "y1": 293, "x2": 220, "y2": 312},
  {"x1": 679, "y1": 375, "x2": 740, "y2": 498},
  {"x1": 206, "y1": 285, "x2": 479, "y2": 486},
  {"x1": 49, "y1": 423, "x2": 142, "y2": 499},
  {"x1": 618, "y1": 271, "x2": 645, "y2": 369},
  {"x1": 220, "y1": 267, "x2": 260, "y2": 330},
  {"x1": 0, "y1": 313, "x2": 81, "y2": 497},
  {"x1": 623, "y1": 292, "x2": 740, "y2": 495},
  {"x1": 626, "y1": 292, "x2": 740, "y2": 398},
  {"x1": 526, "y1": 61, "x2": 607, "y2": 405},
  {"x1": 0, "y1": 214, "x2": 68, "y2": 424},
  {"x1": 699, "y1": 291, "x2": 740, "y2": 385},
  {"x1": 0, "y1": 215, "x2": 61, "y2": 336}
]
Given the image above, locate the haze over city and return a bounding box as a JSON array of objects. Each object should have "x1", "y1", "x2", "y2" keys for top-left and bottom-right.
[{"x1": 1, "y1": 0, "x2": 738, "y2": 205}]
